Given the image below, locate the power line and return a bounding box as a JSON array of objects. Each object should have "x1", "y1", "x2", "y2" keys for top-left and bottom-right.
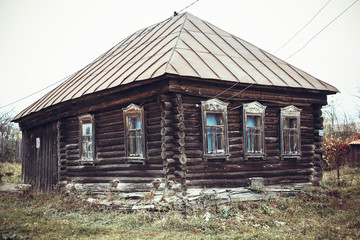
[
  {"x1": 285, "y1": 0, "x2": 359, "y2": 60},
  {"x1": 214, "y1": 0, "x2": 358, "y2": 103},
  {"x1": 212, "y1": 2, "x2": 332, "y2": 102},
  {"x1": 274, "y1": 0, "x2": 331, "y2": 54},
  {"x1": 178, "y1": 0, "x2": 200, "y2": 14},
  {"x1": 0, "y1": 76, "x2": 70, "y2": 110},
  {"x1": 1, "y1": 1, "x2": 202, "y2": 112}
]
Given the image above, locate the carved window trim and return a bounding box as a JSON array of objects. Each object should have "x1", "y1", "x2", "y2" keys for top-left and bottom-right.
[
  {"x1": 243, "y1": 101, "x2": 266, "y2": 160},
  {"x1": 201, "y1": 98, "x2": 229, "y2": 160},
  {"x1": 79, "y1": 114, "x2": 95, "y2": 164},
  {"x1": 280, "y1": 105, "x2": 301, "y2": 160},
  {"x1": 123, "y1": 104, "x2": 146, "y2": 164}
]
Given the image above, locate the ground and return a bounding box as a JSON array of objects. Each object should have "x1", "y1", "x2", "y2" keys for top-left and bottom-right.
[{"x1": 0, "y1": 163, "x2": 359, "y2": 239}]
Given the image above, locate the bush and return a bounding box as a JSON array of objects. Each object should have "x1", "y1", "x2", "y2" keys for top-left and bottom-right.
[{"x1": 323, "y1": 138, "x2": 351, "y2": 169}]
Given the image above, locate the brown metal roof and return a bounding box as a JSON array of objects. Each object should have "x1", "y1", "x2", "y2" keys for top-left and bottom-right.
[
  {"x1": 350, "y1": 139, "x2": 360, "y2": 145},
  {"x1": 14, "y1": 12, "x2": 338, "y2": 120}
]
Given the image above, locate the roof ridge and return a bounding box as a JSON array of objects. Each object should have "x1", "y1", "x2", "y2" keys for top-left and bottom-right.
[{"x1": 164, "y1": 12, "x2": 188, "y2": 73}]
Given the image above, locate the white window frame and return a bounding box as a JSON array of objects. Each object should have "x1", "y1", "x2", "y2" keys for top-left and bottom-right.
[
  {"x1": 79, "y1": 114, "x2": 95, "y2": 163},
  {"x1": 243, "y1": 101, "x2": 266, "y2": 160},
  {"x1": 201, "y1": 98, "x2": 229, "y2": 160},
  {"x1": 123, "y1": 104, "x2": 146, "y2": 163},
  {"x1": 280, "y1": 105, "x2": 301, "y2": 160}
]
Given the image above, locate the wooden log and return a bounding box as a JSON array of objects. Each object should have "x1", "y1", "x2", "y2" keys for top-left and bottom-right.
[
  {"x1": 161, "y1": 143, "x2": 175, "y2": 151},
  {"x1": 174, "y1": 123, "x2": 185, "y2": 131},
  {"x1": 160, "y1": 101, "x2": 172, "y2": 111},
  {"x1": 161, "y1": 136, "x2": 174, "y2": 143},
  {"x1": 160, "y1": 119, "x2": 173, "y2": 128},
  {"x1": 147, "y1": 116, "x2": 161, "y2": 126},
  {"x1": 161, "y1": 127, "x2": 173, "y2": 136},
  {"x1": 161, "y1": 151, "x2": 173, "y2": 159},
  {"x1": 147, "y1": 141, "x2": 162, "y2": 149},
  {"x1": 147, "y1": 125, "x2": 161, "y2": 134},
  {"x1": 161, "y1": 110, "x2": 172, "y2": 119}
]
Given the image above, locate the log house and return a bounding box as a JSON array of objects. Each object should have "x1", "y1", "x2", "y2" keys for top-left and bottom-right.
[{"x1": 14, "y1": 13, "x2": 338, "y2": 203}]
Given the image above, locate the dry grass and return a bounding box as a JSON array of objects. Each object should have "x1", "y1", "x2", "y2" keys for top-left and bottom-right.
[
  {"x1": 0, "y1": 162, "x2": 21, "y2": 184},
  {"x1": 0, "y1": 164, "x2": 359, "y2": 239}
]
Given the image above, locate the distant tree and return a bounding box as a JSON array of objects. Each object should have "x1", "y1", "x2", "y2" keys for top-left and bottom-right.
[
  {"x1": 322, "y1": 96, "x2": 358, "y2": 140},
  {"x1": 0, "y1": 110, "x2": 20, "y2": 162}
]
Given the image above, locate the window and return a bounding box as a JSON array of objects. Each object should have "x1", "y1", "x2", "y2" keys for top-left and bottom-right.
[
  {"x1": 281, "y1": 105, "x2": 301, "y2": 159},
  {"x1": 201, "y1": 98, "x2": 229, "y2": 160},
  {"x1": 243, "y1": 101, "x2": 266, "y2": 159},
  {"x1": 79, "y1": 114, "x2": 95, "y2": 162},
  {"x1": 123, "y1": 104, "x2": 145, "y2": 162}
]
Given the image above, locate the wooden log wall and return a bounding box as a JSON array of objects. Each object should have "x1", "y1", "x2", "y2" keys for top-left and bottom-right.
[
  {"x1": 312, "y1": 104, "x2": 324, "y2": 185},
  {"x1": 181, "y1": 94, "x2": 319, "y2": 189},
  {"x1": 57, "y1": 97, "x2": 165, "y2": 195},
  {"x1": 171, "y1": 93, "x2": 187, "y2": 202},
  {"x1": 21, "y1": 121, "x2": 58, "y2": 192},
  {"x1": 159, "y1": 94, "x2": 176, "y2": 198}
]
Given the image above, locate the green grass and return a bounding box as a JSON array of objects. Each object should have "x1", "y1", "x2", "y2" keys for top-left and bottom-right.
[
  {"x1": 1, "y1": 164, "x2": 359, "y2": 239},
  {"x1": 0, "y1": 162, "x2": 21, "y2": 183}
]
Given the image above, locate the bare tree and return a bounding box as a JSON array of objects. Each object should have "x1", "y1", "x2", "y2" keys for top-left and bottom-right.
[
  {"x1": 0, "y1": 110, "x2": 20, "y2": 162},
  {"x1": 322, "y1": 96, "x2": 359, "y2": 140}
]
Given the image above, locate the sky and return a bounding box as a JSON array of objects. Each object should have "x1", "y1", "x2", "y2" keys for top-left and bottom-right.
[{"x1": 0, "y1": 0, "x2": 359, "y2": 123}]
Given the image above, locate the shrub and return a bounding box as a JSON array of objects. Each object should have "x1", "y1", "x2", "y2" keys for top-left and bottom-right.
[{"x1": 323, "y1": 138, "x2": 351, "y2": 169}]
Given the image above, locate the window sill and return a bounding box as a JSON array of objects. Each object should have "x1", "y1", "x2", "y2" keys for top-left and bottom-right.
[
  {"x1": 127, "y1": 158, "x2": 146, "y2": 164},
  {"x1": 76, "y1": 159, "x2": 95, "y2": 165},
  {"x1": 245, "y1": 154, "x2": 265, "y2": 160},
  {"x1": 282, "y1": 155, "x2": 301, "y2": 160},
  {"x1": 204, "y1": 154, "x2": 229, "y2": 161}
]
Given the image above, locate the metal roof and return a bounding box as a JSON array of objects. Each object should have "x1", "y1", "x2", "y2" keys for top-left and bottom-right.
[
  {"x1": 350, "y1": 139, "x2": 360, "y2": 145},
  {"x1": 14, "y1": 12, "x2": 338, "y2": 120}
]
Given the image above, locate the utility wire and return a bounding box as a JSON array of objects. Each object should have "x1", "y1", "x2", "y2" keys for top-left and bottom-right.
[
  {"x1": 0, "y1": 76, "x2": 70, "y2": 110},
  {"x1": 178, "y1": 0, "x2": 200, "y2": 14},
  {"x1": 285, "y1": 0, "x2": 358, "y2": 60},
  {"x1": 1, "y1": 1, "x2": 202, "y2": 112},
  {"x1": 274, "y1": 0, "x2": 331, "y2": 54},
  {"x1": 215, "y1": 0, "x2": 358, "y2": 104}
]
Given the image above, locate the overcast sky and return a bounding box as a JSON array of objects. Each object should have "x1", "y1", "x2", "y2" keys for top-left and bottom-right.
[{"x1": 0, "y1": 0, "x2": 359, "y2": 122}]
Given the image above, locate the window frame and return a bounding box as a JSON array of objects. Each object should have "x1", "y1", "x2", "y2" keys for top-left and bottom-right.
[
  {"x1": 201, "y1": 98, "x2": 229, "y2": 160},
  {"x1": 79, "y1": 114, "x2": 95, "y2": 164},
  {"x1": 123, "y1": 104, "x2": 146, "y2": 163},
  {"x1": 243, "y1": 101, "x2": 266, "y2": 160},
  {"x1": 280, "y1": 105, "x2": 301, "y2": 160}
]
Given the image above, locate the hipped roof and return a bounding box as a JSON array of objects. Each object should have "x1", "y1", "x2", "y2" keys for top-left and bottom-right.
[{"x1": 14, "y1": 12, "x2": 338, "y2": 121}]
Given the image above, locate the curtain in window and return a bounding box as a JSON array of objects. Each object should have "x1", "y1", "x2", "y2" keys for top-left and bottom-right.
[
  {"x1": 283, "y1": 118, "x2": 298, "y2": 154},
  {"x1": 128, "y1": 116, "x2": 142, "y2": 156},
  {"x1": 81, "y1": 123, "x2": 93, "y2": 159},
  {"x1": 247, "y1": 115, "x2": 262, "y2": 153},
  {"x1": 206, "y1": 113, "x2": 224, "y2": 153}
]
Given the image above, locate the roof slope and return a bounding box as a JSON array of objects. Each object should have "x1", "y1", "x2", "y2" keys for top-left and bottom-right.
[{"x1": 15, "y1": 12, "x2": 338, "y2": 120}]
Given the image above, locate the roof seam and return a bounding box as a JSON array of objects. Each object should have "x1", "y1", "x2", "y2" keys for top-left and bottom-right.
[
  {"x1": 164, "y1": 12, "x2": 188, "y2": 73},
  {"x1": 185, "y1": 19, "x2": 239, "y2": 81}
]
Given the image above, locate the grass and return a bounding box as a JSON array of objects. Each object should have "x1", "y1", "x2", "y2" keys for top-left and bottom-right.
[
  {"x1": 0, "y1": 162, "x2": 21, "y2": 184},
  {"x1": 0, "y1": 163, "x2": 359, "y2": 239}
]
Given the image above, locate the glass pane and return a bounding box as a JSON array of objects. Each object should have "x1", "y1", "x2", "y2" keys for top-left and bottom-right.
[
  {"x1": 247, "y1": 116, "x2": 262, "y2": 153},
  {"x1": 82, "y1": 123, "x2": 92, "y2": 136},
  {"x1": 82, "y1": 136, "x2": 93, "y2": 159},
  {"x1": 129, "y1": 117, "x2": 141, "y2": 130},
  {"x1": 284, "y1": 129, "x2": 298, "y2": 154},
  {"x1": 215, "y1": 128, "x2": 224, "y2": 153},
  {"x1": 247, "y1": 115, "x2": 260, "y2": 127},
  {"x1": 207, "y1": 126, "x2": 224, "y2": 153},
  {"x1": 207, "y1": 127, "x2": 213, "y2": 153},
  {"x1": 129, "y1": 130, "x2": 142, "y2": 156},
  {"x1": 285, "y1": 118, "x2": 297, "y2": 129},
  {"x1": 206, "y1": 113, "x2": 223, "y2": 126}
]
